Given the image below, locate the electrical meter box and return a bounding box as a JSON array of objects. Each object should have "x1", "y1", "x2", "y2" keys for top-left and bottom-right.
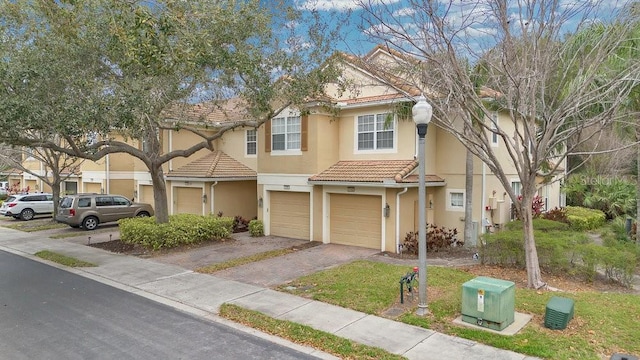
[{"x1": 461, "y1": 276, "x2": 515, "y2": 331}]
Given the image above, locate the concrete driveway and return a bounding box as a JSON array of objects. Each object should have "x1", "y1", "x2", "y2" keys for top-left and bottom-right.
[{"x1": 152, "y1": 232, "x2": 380, "y2": 287}]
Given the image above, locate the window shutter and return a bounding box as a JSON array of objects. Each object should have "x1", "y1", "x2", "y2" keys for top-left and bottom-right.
[
  {"x1": 265, "y1": 119, "x2": 271, "y2": 153},
  {"x1": 301, "y1": 115, "x2": 308, "y2": 151}
]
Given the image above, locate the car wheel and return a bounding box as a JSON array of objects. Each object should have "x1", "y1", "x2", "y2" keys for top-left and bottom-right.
[
  {"x1": 136, "y1": 211, "x2": 150, "y2": 218},
  {"x1": 82, "y1": 216, "x2": 99, "y2": 231},
  {"x1": 20, "y1": 208, "x2": 35, "y2": 221}
]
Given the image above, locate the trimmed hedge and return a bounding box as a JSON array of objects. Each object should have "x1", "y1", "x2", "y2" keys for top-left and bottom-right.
[
  {"x1": 119, "y1": 214, "x2": 234, "y2": 250},
  {"x1": 503, "y1": 218, "x2": 570, "y2": 232},
  {"x1": 482, "y1": 228, "x2": 589, "y2": 270},
  {"x1": 482, "y1": 226, "x2": 637, "y2": 287},
  {"x1": 565, "y1": 206, "x2": 606, "y2": 231}
]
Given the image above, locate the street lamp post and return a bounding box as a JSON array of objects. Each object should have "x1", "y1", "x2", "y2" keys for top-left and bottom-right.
[{"x1": 412, "y1": 94, "x2": 432, "y2": 316}]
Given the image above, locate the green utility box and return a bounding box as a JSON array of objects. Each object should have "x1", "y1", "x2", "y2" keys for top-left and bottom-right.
[
  {"x1": 461, "y1": 276, "x2": 515, "y2": 331},
  {"x1": 544, "y1": 296, "x2": 574, "y2": 330}
]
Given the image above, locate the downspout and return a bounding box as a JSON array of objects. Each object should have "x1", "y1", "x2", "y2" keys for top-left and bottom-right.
[
  {"x1": 105, "y1": 154, "x2": 110, "y2": 194},
  {"x1": 481, "y1": 162, "x2": 486, "y2": 235},
  {"x1": 209, "y1": 181, "x2": 218, "y2": 215},
  {"x1": 39, "y1": 160, "x2": 44, "y2": 192},
  {"x1": 396, "y1": 187, "x2": 409, "y2": 253}
]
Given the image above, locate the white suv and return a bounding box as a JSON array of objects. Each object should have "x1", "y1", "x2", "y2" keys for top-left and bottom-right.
[{"x1": 0, "y1": 193, "x2": 54, "y2": 220}]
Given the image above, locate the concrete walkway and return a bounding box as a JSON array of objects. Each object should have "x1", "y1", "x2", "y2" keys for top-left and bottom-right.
[{"x1": 0, "y1": 227, "x2": 539, "y2": 360}]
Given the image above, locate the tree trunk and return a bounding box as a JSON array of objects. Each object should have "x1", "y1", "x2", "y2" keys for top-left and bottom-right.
[
  {"x1": 51, "y1": 173, "x2": 62, "y2": 217},
  {"x1": 520, "y1": 191, "x2": 546, "y2": 289},
  {"x1": 464, "y1": 149, "x2": 474, "y2": 246},
  {"x1": 149, "y1": 164, "x2": 169, "y2": 223},
  {"x1": 636, "y1": 126, "x2": 640, "y2": 243}
]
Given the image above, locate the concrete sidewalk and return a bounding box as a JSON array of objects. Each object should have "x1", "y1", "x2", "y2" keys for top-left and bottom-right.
[{"x1": 0, "y1": 228, "x2": 539, "y2": 360}]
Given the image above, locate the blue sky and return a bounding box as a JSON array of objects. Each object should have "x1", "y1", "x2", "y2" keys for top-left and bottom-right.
[{"x1": 291, "y1": 0, "x2": 629, "y2": 56}]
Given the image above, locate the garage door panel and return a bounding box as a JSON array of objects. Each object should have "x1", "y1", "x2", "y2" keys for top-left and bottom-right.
[
  {"x1": 141, "y1": 185, "x2": 154, "y2": 208},
  {"x1": 330, "y1": 194, "x2": 381, "y2": 249},
  {"x1": 175, "y1": 187, "x2": 203, "y2": 215},
  {"x1": 270, "y1": 191, "x2": 310, "y2": 240},
  {"x1": 85, "y1": 183, "x2": 101, "y2": 194}
]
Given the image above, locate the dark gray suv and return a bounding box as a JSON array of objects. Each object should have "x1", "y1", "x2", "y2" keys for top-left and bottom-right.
[{"x1": 56, "y1": 193, "x2": 153, "y2": 230}]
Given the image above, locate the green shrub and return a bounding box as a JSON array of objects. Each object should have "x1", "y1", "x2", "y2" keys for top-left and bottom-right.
[
  {"x1": 483, "y1": 226, "x2": 637, "y2": 286},
  {"x1": 481, "y1": 229, "x2": 588, "y2": 273},
  {"x1": 565, "y1": 206, "x2": 606, "y2": 231},
  {"x1": 248, "y1": 219, "x2": 264, "y2": 237},
  {"x1": 119, "y1": 214, "x2": 233, "y2": 250},
  {"x1": 503, "y1": 218, "x2": 570, "y2": 232}
]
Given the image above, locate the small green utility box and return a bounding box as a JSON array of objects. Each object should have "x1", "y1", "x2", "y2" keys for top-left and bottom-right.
[
  {"x1": 544, "y1": 296, "x2": 574, "y2": 330},
  {"x1": 461, "y1": 276, "x2": 515, "y2": 331}
]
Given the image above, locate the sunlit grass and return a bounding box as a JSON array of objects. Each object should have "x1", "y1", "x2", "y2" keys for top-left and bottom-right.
[
  {"x1": 35, "y1": 250, "x2": 97, "y2": 267},
  {"x1": 278, "y1": 260, "x2": 640, "y2": 359}
]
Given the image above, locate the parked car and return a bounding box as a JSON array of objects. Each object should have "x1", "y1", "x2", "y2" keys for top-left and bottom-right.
[
  {"x1": 0, "y1": 193, "x2": 54, "y2": 220},
  {"x1": 56, "y1": 193, "x2": 153, "y2": 230}
]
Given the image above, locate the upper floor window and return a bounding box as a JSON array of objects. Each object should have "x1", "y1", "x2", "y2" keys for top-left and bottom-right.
[
  {"x1": 490, "y1": 112, "x2": 499, "y2": 147},
  {"x1": 272, "y1": 116, "x2": 301, "y2": 151},
  {"x1": 246, "y1": 129, "x2": 257, "y2": 156},
  {"x1": 357, "y1": 113, "x2": 394, "y2": 151}
]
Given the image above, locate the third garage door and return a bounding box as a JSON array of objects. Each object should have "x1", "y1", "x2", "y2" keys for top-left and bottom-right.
[
  {"x1": 330, "y1": 193, "x2": 381, "y2": 249},
  {"x1": 270, "y1": 191, "x2": 310, "y2": 240}
]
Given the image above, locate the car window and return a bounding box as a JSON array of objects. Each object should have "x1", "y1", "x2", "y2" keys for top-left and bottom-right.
[
  {"x1": 112, "y1": 196, "x2": 130, "y2": 206},
  {"x1": 60, "y1": 197, "x2": 73, "y2": 208},
  {"x1": 5, "y1": 196, "x2": 17, "y2": 203},
  {"x1": 95, "y1": 196, "x2": 113, "y2": 207},
  {"x1": 45, "y1": 195, "x2": 53, "y2": 201},
  {"x1": 78, "y1": 197, "x2": 92, "y2": 207},
  {"x1": 21, "y1": 195, "x2": 39, "y2": 201}
]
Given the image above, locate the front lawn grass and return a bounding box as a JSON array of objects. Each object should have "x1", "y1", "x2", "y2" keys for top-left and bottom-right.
[
  {"x1": 278, "y1": 260, "x2": 640, "y2": 360},
  {"x1": 219, "y1": 304, "x2": 405, "y2": 360},
  {"x1": 4, "y1": 220, "x2": 66, "y2": 232},
  {"x1": 35, "y1": 250, "x2": 97, "y2": 267}
]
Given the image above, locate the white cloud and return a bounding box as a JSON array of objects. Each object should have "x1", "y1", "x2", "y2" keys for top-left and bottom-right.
[{"x1": 297, "y1": 0, "x2": 401, "y2": 11}]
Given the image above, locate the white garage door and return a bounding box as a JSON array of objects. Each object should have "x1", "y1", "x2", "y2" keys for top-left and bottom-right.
[
  {"x1": 330, "y1": 194, "x2": 381, "y2": 249},
  {"x1": 270, "y1": 191, "x2": 310, "y2": 240},
  {"x1": 175, "y1": 187, "x2": 203, "y2": 215}
]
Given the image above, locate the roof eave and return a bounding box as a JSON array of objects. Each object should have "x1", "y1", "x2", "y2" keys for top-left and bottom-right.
[
  {"x1": 165, "y1": 176, "x2": 257, "y2": 182},
  {"x1": 307, "y1": 180, "x2": 446, "y2": 188}
]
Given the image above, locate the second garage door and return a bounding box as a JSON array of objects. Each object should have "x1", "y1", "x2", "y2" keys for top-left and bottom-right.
[
  {"x1": 175, "y1": 187, "x2": 203, "y2": 215},
  {"x1": 330, "y1": 193, "x2": 381, "y2": 249},
  {"x1": 270, "y1": 191, "x2": 310, "y2": 240}
]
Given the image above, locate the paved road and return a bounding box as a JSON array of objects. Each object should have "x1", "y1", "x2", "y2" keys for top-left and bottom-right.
[{"x1": 0, "y1": 250, "x2": 319, "y2": 360}]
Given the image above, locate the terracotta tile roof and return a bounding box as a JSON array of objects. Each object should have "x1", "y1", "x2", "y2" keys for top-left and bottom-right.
[
  {"x1": 308, "y1": 160, "x2": 444, "y2": 184},
  {"x1": 163, "y1": 97, "x2": 252, "y2": 124},
  {"x1": 166, "y1": 151, "x2": 256, "y2": 179}
]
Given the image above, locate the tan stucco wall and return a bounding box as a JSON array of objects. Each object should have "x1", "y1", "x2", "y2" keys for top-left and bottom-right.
[
  {"x1": 166, "y1": 129, "x2": 217, "y2": 171},
  {"x1": 257, "y1": 112, "x2": 332, "y2": 175},
  {"x1": 212, "y1": 181, "x2": 257, "y2": 220},
  {"x1": 109, "y1": 179, "x2": 135, "y2": 199},
  {"x1": 336, "y1": 106, "x2": 416, "y2": 161},
  {"x1": 216, "y1": 127, "x2": 258, "y2": 171}
]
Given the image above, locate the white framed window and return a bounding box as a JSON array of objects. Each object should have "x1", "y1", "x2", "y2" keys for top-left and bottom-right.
[
  {"x1": 490, "y1": 112, "x2": 499, "y2": 147},
  {"x1": 356, "y1": 113, "x2": 395, "y2": 151},
  {"x1": 446, "y1": 189, "x2": 465, "y2": 211},
  {"x1": 246, "y1": 129, "x2": 257, "y2": 156},
  {"x1": 272, "y1": 116, "x2": 301, "y2": 152},
  {"x1": 511, "y1": 181, "x2": 522, "y2": 196}
]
